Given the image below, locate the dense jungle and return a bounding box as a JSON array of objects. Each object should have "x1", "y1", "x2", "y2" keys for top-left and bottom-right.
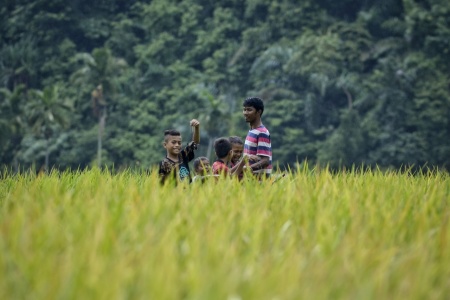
[{"x1": 1, "y1": 0, "x2": 449, "y2": 171}]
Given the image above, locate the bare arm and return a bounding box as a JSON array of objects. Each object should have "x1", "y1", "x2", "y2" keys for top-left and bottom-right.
[
  {"x1": 230, "y1": 155, "x2": 259, "y2": 174},
  {"x1": 230, "y1": 164, "x2": 239, "y2": 174},
  {"x1": 190, "y1": 119, "x2": 200, "y2": 144},
  {"x1": 230, "y1": 156, "x2": 248, "y2": 177},
  {"x1": 249, "y1": 156, "x2": 270, "y2": 171}
]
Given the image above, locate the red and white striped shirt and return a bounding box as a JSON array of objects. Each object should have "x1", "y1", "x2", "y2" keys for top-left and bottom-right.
[{"x1": 244, "y1": 125, "x2": 272, "y2": 174}]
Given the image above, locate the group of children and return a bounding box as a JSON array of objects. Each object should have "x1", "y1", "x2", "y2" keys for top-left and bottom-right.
[
  {"x1": 158, "y1": 97, "x2": 272, "y2": 184},
  {"x1": 191, "y1": 136, "x2": 257, "y2": 183}
]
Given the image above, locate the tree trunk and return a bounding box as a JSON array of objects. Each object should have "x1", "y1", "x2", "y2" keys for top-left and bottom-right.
[
  {"x1": 12, "y1": 135, "x2": 22, "y2": 174},
  {"x1": 97, "y1": 109, "x2": 107, "y2": 168},
  {"x1": 45, "y1": 138, "x2": 50, "y2": 173},
  {"x1": 342, "y1": 87, "x2": 353, "y2": 110},
  {"x1": 206, "y1": 136, "x2": 215, "y2": 161},
  {"x1": 13, "y1": 156, "x2": 18, "y2": 174}
]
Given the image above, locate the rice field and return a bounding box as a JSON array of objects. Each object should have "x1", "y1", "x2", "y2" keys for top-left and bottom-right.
[{"x1": 0, "y1": 167, "x2": 449, "y2": 300}]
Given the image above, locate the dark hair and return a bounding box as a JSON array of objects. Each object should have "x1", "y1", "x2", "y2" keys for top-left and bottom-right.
[
  {"x1": 164, "y1": 129, "x2": 180, "y2": 136},
  {"x1": 164, "y1": 129, "x2": 180, "y2": 141},
  {"x1": 193, "y1": 156, "x2": 209, "y2": 171},
  {"x1": 214, "y1": 137, "x2": 232, "y2": 159},
  {"x1": 229, "y1": 136, "x2": 243, "y2": 145},
  {"x1": 243, "y1": 97, "x2": 264, "y2": 116}
]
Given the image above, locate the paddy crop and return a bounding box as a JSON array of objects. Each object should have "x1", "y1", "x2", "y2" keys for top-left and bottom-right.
[{"x1": 0, "y1": 167, "x2": 449, "y2": 299}]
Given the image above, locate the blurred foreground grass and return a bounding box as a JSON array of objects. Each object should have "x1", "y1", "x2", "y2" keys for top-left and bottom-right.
[{"x1": 0, "y1": 167, "x2": 449, "y2": 299}]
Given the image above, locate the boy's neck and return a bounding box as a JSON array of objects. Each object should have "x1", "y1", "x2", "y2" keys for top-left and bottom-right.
[
  {"x1": 250, "y1": 118, "x2": 262, "y2": 129},
  {"x1": 166, "y1": 153, "x2": 179, "y2": 161},
  {"x1": 218, "y1": 157, "x2": 230, "y2": 165}
]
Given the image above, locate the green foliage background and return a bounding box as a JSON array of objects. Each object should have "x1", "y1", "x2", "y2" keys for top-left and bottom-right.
[{"x1": 1, "y1": 0, "x2": 449, "y2": 171}]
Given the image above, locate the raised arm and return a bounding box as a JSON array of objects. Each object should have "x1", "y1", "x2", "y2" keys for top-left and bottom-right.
[{"x1": 190, "y1": 119, "x2": 200, "y2": 144}]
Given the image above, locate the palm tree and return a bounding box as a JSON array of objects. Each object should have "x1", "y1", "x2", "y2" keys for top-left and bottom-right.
[
  {"x1": 71, "y1": 47, "x2": 127, "y2": 167},
  {"x1": 0, "y1": 85, "x2": 26, "y2": 172},
  {"x1": 250, "y1": 45, "x2": 294, "y2": 100},
  {"x1": 195, "y1": 88, "x2": 230, "y2": 160},
  {"x1": 28, "y1": 85, "x2": 72, "y2": 172},
  {"x1": 0, "y1": 37, "x2": 38, "y2": 90}
]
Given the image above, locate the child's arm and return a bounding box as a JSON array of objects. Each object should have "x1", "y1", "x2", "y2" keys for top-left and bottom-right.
[
  {"x1": 230, "y1": 156, "x2": 248, "y2": 177},
  {"x1": 249, "y1": 156, "x2": 270, "y2": 171},
  {"x1": 230, "y1": 155, "x2": 259, "y2": 174},
  {"x1": 190, "y1": 119, "x2": 200, "y2": 144},
  {"x1": 182, "y1": 119, "x2": 200, "y2": 163}
]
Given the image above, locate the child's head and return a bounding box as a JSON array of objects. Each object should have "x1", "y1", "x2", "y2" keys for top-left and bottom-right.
[
  {"x1": 243, "y1": 97, "x2": 264, "y2": 116},
  {"x1": 214, "y1": 137, "x2": 233, "y2": 161},
  {"x1": 229, "y1": 136, "x2": 244, "y2": 164},
  {"x1": 193, "y1": 157, "x2": 210, "y2": 175},
  {"x1": 163, "y1": 129, "x2": 182, "y2": 156}
]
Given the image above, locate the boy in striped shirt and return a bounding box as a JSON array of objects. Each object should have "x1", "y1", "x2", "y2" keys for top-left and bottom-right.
[{"x1": 242, "y1": 97, "x2": 272, "y2": 177}]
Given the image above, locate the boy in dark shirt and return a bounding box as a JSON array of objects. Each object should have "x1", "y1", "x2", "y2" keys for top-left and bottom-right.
[{"x1": 158, "y1": 119, "x2": 200, "y2": 184}]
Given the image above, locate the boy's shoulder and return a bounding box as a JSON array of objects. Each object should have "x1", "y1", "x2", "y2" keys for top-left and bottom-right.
[
  {"x1": 181, "y1": 141, "x2": 198, "y2": 162},
  {"x1": 159, "y1": 157, "x2": 177, "y2": 174},
  {"x1": 254, "y1": 125, "x2": 270, "y2": 135},
  {"x1": 212, "y1": 160, "x2": 227, "y2": 167},
  {"x1": 247, "y1": 125, "x2": 270, "y2": 137},
  {"x1": 212, "y1": 160, "x2": 229, "y2": 174},
  {"x1": 182, "y1": 141, "x2": 197, "y2": 153},
  {"x1": 160, "y1": 156, "x2": 178, "y2": 165}
]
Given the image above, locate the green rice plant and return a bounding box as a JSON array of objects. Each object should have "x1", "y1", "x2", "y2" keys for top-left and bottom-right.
[{"x1": 0, "y1": 166, "x2": 449, "y2": 300}]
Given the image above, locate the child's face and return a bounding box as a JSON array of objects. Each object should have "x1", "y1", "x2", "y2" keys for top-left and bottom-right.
[
  {"x1": 196, "y1": 159, "x2": 211, "y2": 175},
  {"x1": 164, "y1": 135, "x2": 182, "y2": 156},
  {"x1": 231, "y1": 144, "x2": 243, "y2": 163}
]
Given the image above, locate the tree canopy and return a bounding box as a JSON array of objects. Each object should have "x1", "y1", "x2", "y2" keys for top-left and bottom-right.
[{"x1": 1, "y1": 0, "x2": 449, "y2": 171}]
